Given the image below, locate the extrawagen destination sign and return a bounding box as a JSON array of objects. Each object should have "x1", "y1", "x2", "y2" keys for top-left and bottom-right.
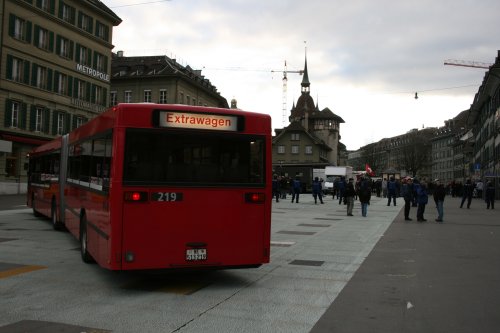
[{"x1": 158, "y1": 111, "x2": 238, "y2": 131}]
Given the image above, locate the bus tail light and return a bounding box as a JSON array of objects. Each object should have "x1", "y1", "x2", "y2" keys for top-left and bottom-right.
[
  {"x1": 124, "y1": 191, "x2": 148, "y2": 202},
  {"x1": 245, "y1": 193, "x2": 265, "y2": 203}
]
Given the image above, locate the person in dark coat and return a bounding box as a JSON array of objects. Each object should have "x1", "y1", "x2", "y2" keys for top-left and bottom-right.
[
  {"x1": 485, "y1": 180, "x2": 495, "y2": 209},
  {"x1": 272, "y1": 174, "x2": 280, "y2": 202},
  {"x1": 401, "y1": 178, "x2": 413, "y2": 221},
  {"x1": 433, "y1": 179, "x2": 446, "y2": 222},
  {"x1": 358, "y1": 177, "x2": 372, "y2": 217},
  {"x1": 345, "y1": 178, "x2": 356, "y2": 216},
  {"x1": 460, "y1": 179, "x2": 473, "y2": 209}
]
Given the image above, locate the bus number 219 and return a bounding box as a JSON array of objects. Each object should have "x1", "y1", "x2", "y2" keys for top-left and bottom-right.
[{"x1": 152, "y1": 192, "x2": 183, "y2": 202}]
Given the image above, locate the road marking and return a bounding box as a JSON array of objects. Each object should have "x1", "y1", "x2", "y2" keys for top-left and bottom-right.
[{"x1": 0, "y1": 265, "x2": 47, "y2": 279}]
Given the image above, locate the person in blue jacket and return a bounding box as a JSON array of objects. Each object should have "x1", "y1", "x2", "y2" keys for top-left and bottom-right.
[
  {"x1": 291, "y1": 176, "x2": 301, "y2": 203},
  {"x1": 416, "y1": 180, "x2": 429, "y2": 222},
  {"x1": 311, "y1": 177, "x2": 324, "y2": 204}
]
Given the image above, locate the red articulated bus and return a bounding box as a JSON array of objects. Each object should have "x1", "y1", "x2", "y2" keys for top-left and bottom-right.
[{"x1": 27, "y1": 104, "x2": 272, "y2": 270}]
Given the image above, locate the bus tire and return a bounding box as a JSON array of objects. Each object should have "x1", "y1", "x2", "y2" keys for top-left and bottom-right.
[
  {"x1": 32, "y1": 195, "x2": 42, "y2": 217},
  {"x1": 51, "y1": 199, "x2": 63, "y2": 231},
  {"x1": 79, "y1": 216, "x2": 95, "y2": 264}
]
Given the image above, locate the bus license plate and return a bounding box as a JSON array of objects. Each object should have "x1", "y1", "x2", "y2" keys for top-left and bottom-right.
[{"x1": 186, "y1": 248, "x2": 207, "y2": 261}]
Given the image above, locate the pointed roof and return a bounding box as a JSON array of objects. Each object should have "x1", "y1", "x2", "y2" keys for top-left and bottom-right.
[{"x1": 301, "y1": 56, "x2": 310, "y2": 88}]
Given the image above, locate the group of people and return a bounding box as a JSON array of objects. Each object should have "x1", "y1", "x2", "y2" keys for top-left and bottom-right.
[{"x1": 272, "y1": 174, "x2": 496, "y2": 221}]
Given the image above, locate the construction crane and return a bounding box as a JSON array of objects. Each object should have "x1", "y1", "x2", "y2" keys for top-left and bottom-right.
[
  {"x1": 444, "y1": 59, "x2": 493, "y2": 69},
  {"x1": 272, "y1": 61, "x2": 303, "y2": 126}
]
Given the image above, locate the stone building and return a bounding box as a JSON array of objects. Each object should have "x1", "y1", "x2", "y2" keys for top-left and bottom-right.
[
  {"x1": 110, "y1": 52, "x2": 228, "y2": 108},
  {"x1": 272, "y1": 56, "x2": 345, "y2": 189},
  {"x1": 430, "y1": 110, "x2": 468, "y2": 184},
  {"x1": 466, "y1": 50, "x2": 500, "y2": 198},
  {"x1": 0, "y1": 0, "x2": 121, "y2": 193}
]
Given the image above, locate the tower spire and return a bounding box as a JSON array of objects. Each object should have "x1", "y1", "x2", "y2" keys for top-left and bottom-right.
[{"x1": 301, "y1": 44, "x2": 310, "y2": 93}]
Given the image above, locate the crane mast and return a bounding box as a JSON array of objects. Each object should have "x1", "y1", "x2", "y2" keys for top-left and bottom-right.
[{"x1": 275, "y1": 61, "x2": 303, "y2": 126}]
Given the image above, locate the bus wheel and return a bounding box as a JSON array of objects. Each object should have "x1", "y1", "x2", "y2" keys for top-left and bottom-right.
[
  {"x1": 32, "y1": 195, "x2": 42, "y2": 217},
  {"x1": 79, "y1": 217, "x2": 95, "y2": 264},
  {"x1": 51, "y1": 200, "x2": 63, "y2": 231}
]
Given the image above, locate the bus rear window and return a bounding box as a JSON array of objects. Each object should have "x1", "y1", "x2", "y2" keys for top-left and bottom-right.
[{"x1": 123, "y1": 129, "x2": 265, "y2": 186}]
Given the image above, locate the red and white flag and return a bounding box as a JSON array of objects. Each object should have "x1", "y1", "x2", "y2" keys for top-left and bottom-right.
[{"x1": 365, "y1": 164, "x2": 375, "y2": 176}]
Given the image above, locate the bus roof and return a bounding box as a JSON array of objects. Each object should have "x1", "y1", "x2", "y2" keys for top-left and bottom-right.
[{"x1": 30, "y1": 103, "x2": 271, "y2": 156}]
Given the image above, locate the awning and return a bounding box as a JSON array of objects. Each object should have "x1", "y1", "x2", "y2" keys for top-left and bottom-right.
[{"x1": 1, "y1": 134, "x2": 49, "y2": 146}]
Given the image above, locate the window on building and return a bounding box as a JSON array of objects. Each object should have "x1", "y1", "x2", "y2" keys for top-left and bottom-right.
[
  {"x1": 125, "y1": 91, "x2": 132, "y2": 103},
  {"x1": 36, "y1": 65, "x2": 48, "y2": 90},
  {"x1": 159, "y1": 89, "x2": 167, "y2": 103},
  {"x1": 10, "y1": 56, "x2": 26, "y2": 83},
  {"x1": 180, "y1": 92, "x2": 184, "y2": 104},
  {"x1": 278, "y1": 145, "x2": 285, "y2": 154},
  {"x1": 110, "y1": 91, "x2": 117, "y2": 106},
  {"x1": 186, "y1": 96, "x2": 191, "y2": 105},
  {"x1": 38, "y1": 0, "x2": 53, "y2": 13},
  {"x1": 94, "y1": 52, "x2": 106, "y2": 72},
  {"x1": 57, "y1": 113, "x2": 65, "y2": 135},
  {"x1": 76, "y1": 44, "x2": 91, "y2": 66},
  {"x1": 144, "y1": 90, "x2": 152, "y2": 103},
  {"x1": 74, "y1": 116, "x2": 85, "y2": 129},
  {"x1": 291, "y1": 145, "x2": 299, "y2": 154},
  {"x1": 57, "y1": 36, "x2": 72, "y2": 59},
  {"x1": 79, "y1": 12, "x2": 93, "y2": 34},
  {"x1": 35, "y1": 26, "x2": 52, "y2": 51},
  {"x1": 94, "y1": 85, "x2": 104, "y2": 105},
  {"x1": 95, "y1": 21, "x2": 109, "y2": 41},
  {"x1": 76, "y1": 80, "x2": 86, "y2": 99},
  {"x1": 291, "y1": 133, "x2": 300, "y2": 141},
  {"x1": 56, "y1": 72, "x2": 68, "y2": 95},
  {"x1": 10, "y1": 15, "x2": 31, "y2": 42},
  {"x1": 305, "y1": 146, "x2": 313, "y2": 155},
  {"x1": 61, "y1": 3, "x2": 75, "y2": 24},
  {"x1": 35, "y1": 107, "x2": 44, "y2": 132},
  {"x1": 10, "y1": 101, "x2": 20, "y2": 128}
]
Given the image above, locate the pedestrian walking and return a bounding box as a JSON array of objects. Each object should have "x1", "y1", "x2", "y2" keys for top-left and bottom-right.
[
  {"x1": 401, "y1": 177, "x2": 413, "y2": 221},
  {"x1": 433, "y1": 179, "x2": 446, "y2": 222},
  {"x1": 460, "y1": 179, "x2": 473, "y2": 209},
  {"x1": 345, "y1": 178, "x2": 356, "y2": 216},
  {"x1": 291, "y1": 176, "x2": 301, "y2": 203},
  {"x1": 272, "y1": 174, "x2": 280, "y2": 203},
  {"x1": 358, "y1": 177, "x2": 371, "y2": 217},
  {"x1": 382, "y1": 178, "x2": 388, "y2": 198},
  {"x1": 416, "y1": 180, "x2": 428, "y2": 222},
  {"x1": 312, "y1": 177, "x2": 324, "y2": 204},
  {"x1": 387, "y1": 176, "x2": 397, "y2": 206},
  {"x1": 485, "y1": 180, "x2": 495, "y2": 209},
  {"x1": 280, "y1": 176, "x2": 289, "y2": 199},
  {"x1": 337, "y1": 177, "x2": 346, "y2": 204}
]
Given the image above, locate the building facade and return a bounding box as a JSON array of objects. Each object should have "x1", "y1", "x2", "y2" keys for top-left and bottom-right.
[
  {"x1": 467, "y1": 50, "x2": 500, "y2": 198},
  {"x1": 0, "y1": 0, "x2": 121, "y2": 192},
  {"x1": 272, "y1": 56, "x2": 345, "y2": 189},
  {"x1": 430, "y1": 111, "x2": 468, "y2": 184},
  {"x1": 110, "y1": 52, "x2": 228, "y2": 108}
]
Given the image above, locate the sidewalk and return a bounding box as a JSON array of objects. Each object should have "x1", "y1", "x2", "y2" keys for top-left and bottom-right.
[
  {"x1": 0, "y1": 194, "x2": 27, "y2": 210},
  {"x1": 310, "y1": 196, "x2": 500, "y2": 333}
]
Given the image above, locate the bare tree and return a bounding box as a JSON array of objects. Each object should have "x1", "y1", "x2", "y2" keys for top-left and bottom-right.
[{"x1": 396, "y1": 132, "x2": 431, "y2": 177}]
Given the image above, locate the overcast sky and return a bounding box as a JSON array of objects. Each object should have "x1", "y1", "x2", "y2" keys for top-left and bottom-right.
[{"x1": 107, "y1": 0, "x2": 499, "y2": 150}]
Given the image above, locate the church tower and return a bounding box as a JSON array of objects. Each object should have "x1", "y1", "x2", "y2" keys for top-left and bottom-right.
[{"x1": 287, "y1": 54, "x2": 344, "y2": 165}]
